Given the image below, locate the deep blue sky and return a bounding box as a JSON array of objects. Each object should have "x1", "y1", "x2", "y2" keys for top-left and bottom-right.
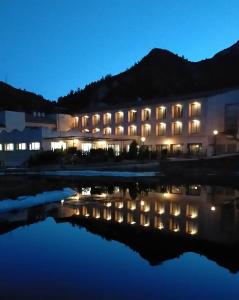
[{"x1": 1, "y1": 0, "x2": 239, "y2": 100}]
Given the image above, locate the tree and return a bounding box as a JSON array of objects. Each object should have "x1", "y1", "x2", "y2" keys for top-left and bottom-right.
[{"x1": 129, "y1": 140, "x2": 138, "y2": 159}]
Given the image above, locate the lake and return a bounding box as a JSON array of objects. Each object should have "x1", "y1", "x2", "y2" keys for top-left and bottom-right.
[{"x1": 0, "y1": 180, "x2": 239, "y2": 299}]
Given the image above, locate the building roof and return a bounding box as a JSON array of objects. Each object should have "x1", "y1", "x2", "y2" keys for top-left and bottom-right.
[{"x1": 77, "y1": 86, "x2": 239, "y2": 114}]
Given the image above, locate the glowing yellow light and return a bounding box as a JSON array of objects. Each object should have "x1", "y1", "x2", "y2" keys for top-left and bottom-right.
[{"x1": 211, "y1": 206, "x2": 216, "y2": 211}]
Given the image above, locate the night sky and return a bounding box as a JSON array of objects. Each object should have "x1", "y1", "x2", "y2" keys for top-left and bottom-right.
[{"x1": 1, "y1": 0, "x2": 239, "y2": 100}]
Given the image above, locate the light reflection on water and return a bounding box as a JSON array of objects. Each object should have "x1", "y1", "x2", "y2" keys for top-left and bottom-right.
[{"x1": 1, "y1": 182, "x2": 239, "y2": 299}]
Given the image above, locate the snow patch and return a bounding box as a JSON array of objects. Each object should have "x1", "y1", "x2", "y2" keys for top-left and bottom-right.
[
  {"x1": 0, "y1": 188, "x2": 76, "y2": 213},
  {"x1": 42, "y1": 170, "x2": 158, "y2": 177}
]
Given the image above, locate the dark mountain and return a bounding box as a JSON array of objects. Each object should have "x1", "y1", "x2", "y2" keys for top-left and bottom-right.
[
  {"x1": 58, "y1": 41, "x2": 239, "y2": 112},
  {"x1": 2, "y1": 41, "x2": 239, "y2": 113},
  {"x1": 0, "y1": 81, "x2": 55, "y2": 112}
]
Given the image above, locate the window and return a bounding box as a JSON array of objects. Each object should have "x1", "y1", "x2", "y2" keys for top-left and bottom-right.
[
  {"x1": 171, "y1": 144, "x2": 183, "y2": 154},
  {"x1": 74, "y1": 116, "x2": 79, "y2": 128},
  {"x1": 92, "y1": 128, "x2": 100, "y2": 134},
  {"x1": 128, "y1": 125, "x2": 137, "y2": 136},
  {"x1": 156, "y1": 106, "x2": 166, "y2": 120},
  {"x1": 170, "y1": 218, "x2": 180, "y2": 232},
  {"x1": 29, "y1": 142, "x2": 40, "y2": 150},
  {"x1": 17, "y1": 143, "x2": 27, "y2": 150},
  {"x1": 51, "y1": 141, "x2": 66, "y2": 151},
  {"x1": 188, "y1": 143, "x2": 202, "y2": 154},
  {"x1": 115, "y1": 126, "x2": 124, "y2": 135},
  {"x1": 127, "y1": 212, "x2": 136, "y2": 224},
  {"x1": 155, "y1": 201, "x2": 165, "y2": 215},
  {"x1": 0, "y1": 144, "x2": 2, "y2": 151},
  {"x1": 115, "y1": 111, "x2": 124, "y2": 124},
  {"x1": 92, "y1": 114, "x2": 100, "y2": 126},
  {"x1": 142, "y1": 108, "x2": 151, "y2": 121},
  {"x1": 154, "y1": 216, "x2": 164, "y2": 230},
  {"x1": 189, "y1": 120, "x2": 200, "y2": 134},
  {"x1": 81, "y1": 143, "x2": 92, "y2": 152},
  {"x1": 103, "y1": 127, "x2": 112, "y2": 135},
  {"x1": 172, "y1": 121, "x2": 182, "y2": 135},
  {"x1": 5, "y1": 143, "x2": 14, "y2": 151},
  {"x1": 140, "y1": 213, "x2": 150, "y2": 227},
  {"x1": 103, "y1": 113, "x2": 111, "y2": 125},
  {"x1": 189, "y1": 102, "x2": 201, "y2": 117},
  {"x1": 115, "y1": 211, "x2": 123, "y2": 223},
  {"x1": 128, "y1": 110, "x2": 137, "y2": 122},
  {"x1": 141, "y1": 124, "x2": 151, "y2": 137},
  {"x1": 186, "y1": 205, "x2": 198, "y2": 219},
  {"x1": 82, "y1": 129, "x2": 89, "y2": 133},
  {"x1": 172, "y1": 104, "x2": 183, "y2": 118},
  {"x1": 82, "y1": 115, "x2": 89, "y2": 127},
  {"x1": 140, "y1": 200, "x2": 150, "y2": 212},
  {"x1": 170, "y1": 203, "x2": 181, "y2": 216},
  {"x1": 156, "y1": 123, "x2": 166, "y2": 136},
  {"x1": 186, "y1": 221, "x2": 198, "y2": 235}
]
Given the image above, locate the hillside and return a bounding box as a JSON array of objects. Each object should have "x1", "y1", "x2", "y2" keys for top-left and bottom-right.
[
  {"x1": 1, "y1": 41, "x2": 239, "y2": 113},
  {"x1": 0, "y1": 81, "x2": 55, "y2": 112},
  {"x1": 58, "y1": 41, "x2": 239, "y2": 112}
]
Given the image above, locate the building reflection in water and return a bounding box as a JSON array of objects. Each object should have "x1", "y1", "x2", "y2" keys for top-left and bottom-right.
[
  {"x1": 1, "y1": 183, "x2": 239, "y2": 272},
  {"x1": 56, "y1": 183, "x2": 239, "y2": 245}
]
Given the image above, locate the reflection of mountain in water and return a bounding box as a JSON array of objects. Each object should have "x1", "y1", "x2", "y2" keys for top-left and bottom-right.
[{"x1": 1, "y1": 183, "x2": 239, "y2": 273}]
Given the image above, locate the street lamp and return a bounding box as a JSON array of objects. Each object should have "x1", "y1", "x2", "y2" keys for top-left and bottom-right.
[
  {"x1": 213, "y1": 130, "x2": 218, "y2": 155},
  {"x1": 141, "y1": 136, "x2": 146, "y2": 145}
]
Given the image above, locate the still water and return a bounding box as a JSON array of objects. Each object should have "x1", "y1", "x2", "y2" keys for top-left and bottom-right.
[{"x1": 1, "y1": 182, "x2": 239, "y2": 299}]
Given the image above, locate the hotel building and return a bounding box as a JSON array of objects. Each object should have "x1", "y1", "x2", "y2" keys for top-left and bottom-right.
[{"x1": 0, "y1": 88, "x2": 239, "y2": 165}]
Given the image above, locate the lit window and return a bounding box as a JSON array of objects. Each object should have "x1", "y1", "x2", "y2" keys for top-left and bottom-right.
[
  {"x1": 127, "y1": 212, "x2": 136, "y2": 224},
  {"x1": 172, "y1": 121, "x2": 182, "y2": 135},
  {"x1": 127, "y1": 201, "x2": 136, "y2": 211},
  {"x1": 172, "y1": 104, "x2": 183, "y2": 118},
  {"x1": 154, "y1": 216, "x2": 164, "y2": 230},
  {"x1": 17, "y1": 143, "x2": 27, "y2": 150},
  {"x1": 140, "y1": 213, "x2": 150, "y2": 227},
  {"x1": 186, "y1": 205, "x2": 198, "y2": 219},
  {"x1": 82, "y1": 129, "x2": 89, "y2": 133},
  {"x1": 103, "y1": 127, "x2": 112, "y2": 135},
  {"x1": 115, "y1": 210, "x2": 123, "y2": 223},
  {"x1": 155, "y1": 201, "x2": 165, "y2": 215},
  {"x1": 156, "y1": 123, "x2": 166, "y2": 136},
  {"x1": 103, "y1": 208, "x2": 111, "y2": 220},
  {"x1": 115, "y1": 202, "x2": 124, "y2": 209},
  {"x1": 92, "y1": 114, "x2": 100, "y2": 126},
  {"x1": 29, "y1": 142, "x2": 41, "y2": 150},
  {"x1": 51, "y1": 141, "x2": 66, "y2": 151},
  {"x1": 92, "y1": 128, "x2": 100, "y2": 134},
  {"x1": 74, "y1": 116, "x2": 79, "y2": 128},
  {"x1": 81, "y1": 115, "x2": 89, "y2": 127},
  {"x1": 115, "y1": 111, "x2": 124, "y2": 124},
  {"x1": 141, "y1": 124, "x2": 151, "y2": 136},
  {"x1": 142, "y1": 108, "x2": 151, "y2": 121},
  {"x1": 189, "y1": 120, "x2": 200, "y2": 134},
  {"x1": 169, "y1": 218, "x2": 180, "y2": 232},
  {"x1": 5, "y1": 143, "x2": 14, "y2": 151},
  {"x1": 140, "y1": 200, "x2": 150, "y2": 212},
  {"x1": 115, "y1": 126, "x2": 124, "y2": 135},
  {"x1": 156, "y1": 106, "x2": 166, "y2": 120},
  {"x1": 128, "y1": 110, "x2": 137, "y2": 122},
  {"x1": 189, "y1": 102, "x2": 201, "y2": 117},
  {"x1": 171, "y1": 144, "x2": 183, "y2": 154},
  {"x1": 103, "y1": 113, "x2": 111, "y2": 125},
  {"x1": 92, "y1": 207, "x2": 100, "y2": 219},
  {"x1": 170, "y1": 203, "x2": 181, "y2": 216},
  {"x1": 81, "y1": 143, "x2": 92, "y2": 152},
  {"x1": 128, "y1": 125, "x2": 137, "y2": 135},
  {"x1": 0, "y1": 144, "x2": 2, "y2": 151},
  {"x1": 186, "y1": 221, "x2": 198, "y2": 235}
]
